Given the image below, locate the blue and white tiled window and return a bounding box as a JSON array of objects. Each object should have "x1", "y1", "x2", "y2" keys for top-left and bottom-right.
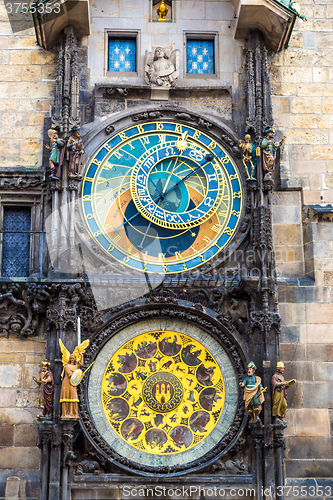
[
  {"x1": 2, "y1": 207, "x2": 31, "y2": 277},
  {"x1": 186, "y1": 39, "x2": 214, "y2": 75},
  {"x1": 108, "y1": 38, "x2": 136, "y2": 72}
]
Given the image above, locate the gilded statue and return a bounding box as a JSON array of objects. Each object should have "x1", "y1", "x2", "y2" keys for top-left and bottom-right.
[
  {"x1": 157, "y1": 0, "x2": 168, "y2": 20},
  {"x1": 239, "y1": 362, "x2": 266, "y2": 422},
  {"x1": 145, "y1": 47, "x2": 180, "y2": 88},
  {"x1": 271, "y1": 361, "x2": 296, "y2": 421},
  {"x1": 59, "y1": 339, "x2": 89, "y2": 419},
  {"x1": 239, "y1": 134, "x2": 260, "y2": 179}
]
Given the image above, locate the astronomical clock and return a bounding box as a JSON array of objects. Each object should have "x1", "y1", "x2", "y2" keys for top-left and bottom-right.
[
  {"x1": 81, "y1": 120, "x2": 244, "y2": 274},
  {"x1": 78, "y1": 115, "x2": 248, "y2": 476}
]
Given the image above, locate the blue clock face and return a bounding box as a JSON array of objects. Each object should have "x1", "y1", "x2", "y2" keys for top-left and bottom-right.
[{"x1": 81, "y1": 121, "x2": 244, "y2": 274}]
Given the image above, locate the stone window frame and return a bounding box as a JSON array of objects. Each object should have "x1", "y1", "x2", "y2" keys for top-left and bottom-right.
[
  {"x1": 104, "y1": 30, "x2": 141, "y2": 78},
  {"x1": 0, "y1": 192, "x2": 43, "y2": 279},
  {"x1": 183, "y1": 31, "x2": 219, "y2": 80}
]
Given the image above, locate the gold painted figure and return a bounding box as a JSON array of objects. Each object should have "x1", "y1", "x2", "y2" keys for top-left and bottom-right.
[
  {"x1": 157, "y1": 0, "x2": 168, "y2": 20},
  {"x1": 271, "y1": 361, "x2": 296, "y2": 421},
  {"x1": 59, "y1": 339, "x2": 89, "y2": 419}
]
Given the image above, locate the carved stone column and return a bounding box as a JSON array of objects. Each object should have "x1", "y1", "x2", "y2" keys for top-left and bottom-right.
[
  {"x1": 49, "y1": 179, "x2": 62, "y2": 273},
  {"x1": 68, "y1": 179, "x2": 81, "y2": 269},
  {"x1": 250, "y1": 421, "x2": 265, "y2": 500},
  {"x1": 49, "y1": 25, "x2": 81, "y2": 275},
  {"x1": 272, "y1": 421, "x2": 287, "y2": 500},
  {"x1": 246, "y1": 31, "x2": 273, "y2": 145},
  {"x1": 52, "y1": 25, "x2": 80, "y2": 135},
  {"x1": 37, "y1": 422, "x2": 53, "y2": 500},
  {"x1": 245, "y1": 30, "x2": 283, "y2": 498},
  {"x1": 61, "y1": 421, "x2": 77, "y2": 500},
  {"x1": 49, "y1": 425, "x2": 62, "y2": 500}
]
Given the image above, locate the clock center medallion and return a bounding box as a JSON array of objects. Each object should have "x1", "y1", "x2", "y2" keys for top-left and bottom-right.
[{"x1": 142, "y1": 372, "x2": 183, "y2": 413}]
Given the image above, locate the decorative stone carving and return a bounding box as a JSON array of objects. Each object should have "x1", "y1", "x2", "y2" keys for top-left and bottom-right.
[
  {"x1": 221, "y1": 296, "x2": 249, "y2": 327},
  {"x1": 46, "y1": 283, "x2": 85, "y2": 330},
  {"x1": 246, "y1": 32, "x2": 274, "y2": 144},
  {"x1": 145, "y1": 47, "x2": 180, "y2": 87},
  {"x1": 271, "y1": 420, "x2": 287, "y2": 449},
  {"x1": 250, "y1": 310, "x2": 281, "y2": 333},
  {"x1": 249, "y1": 420, "x2": 264, "y2": 448},
  {"x1": 198, "y1": 118, "x2": 212, "y2": 129},
  {"x1": 105, "y1": 124, "x2": 115, "y2": 135},
  {"x1": 212, "y1": 458, "x2": 248, "y2": 474},
  {"x1": 52, "y1": 26, "x2": 80, "y2": 136},
  {"x1": 0, "y1": 175, "x2": 43, "y2": 189},
  {"x1": 75, "y1": 459, "x2": 101, "y2": 475},
  {"x1": 0, "y1": 284, "x2": 50, "y2": 338},
  {"x1": 106, "y1": 88, "x2": 128, "y2": 96},
  {"x1": 132, "y1": 111, "x2": 163, "y2": 121},
  {"x1": 175, "y1": 113, "x2": 195, "y2": 122}
]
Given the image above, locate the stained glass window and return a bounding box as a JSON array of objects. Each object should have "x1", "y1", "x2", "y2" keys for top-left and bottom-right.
[
  {"x1": 2, "y1": 207, "x2": 31, "y2": 277},
  {"x1": 186, "y1": 39, "x2": 214, "y2": 75},
  {"x1": 108, "y1": 38, "x2": 136, "y2": 72}
]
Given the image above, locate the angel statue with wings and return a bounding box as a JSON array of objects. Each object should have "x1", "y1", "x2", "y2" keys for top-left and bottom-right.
[
  {"x1": 145, "y1": 47, "x2": 180, "y2": 88},
  {"x1": 59, "y1": 339, "x2": 89, "y2": 419}
]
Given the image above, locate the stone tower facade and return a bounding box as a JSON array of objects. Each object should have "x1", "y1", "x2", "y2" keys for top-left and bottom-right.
[{"x1": 0, "y1": 0, "x2": 332, "y2": 499}]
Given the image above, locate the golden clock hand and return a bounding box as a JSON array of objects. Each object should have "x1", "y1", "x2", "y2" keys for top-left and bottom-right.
[
  {"x1": 161, "y1": 157, "x2": 180, "y2": 196},
  {"x1": 160, "y1": 134, "x2": 188, "y2": 195}
]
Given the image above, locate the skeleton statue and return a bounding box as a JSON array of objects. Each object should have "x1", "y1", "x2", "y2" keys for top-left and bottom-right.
[{"x1": 145, "y1": 47, "x2": 180, "y2": 88}]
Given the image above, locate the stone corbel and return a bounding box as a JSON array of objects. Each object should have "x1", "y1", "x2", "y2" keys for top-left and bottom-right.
[{"x1": 234, "y1": 0, "x2": 299, "y2": 52}]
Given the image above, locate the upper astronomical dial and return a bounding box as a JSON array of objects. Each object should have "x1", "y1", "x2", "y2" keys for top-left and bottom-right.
[
  {"x1": 81, "y1": 121, "x2": 244, "y2": 274},
  {"x1": 130, "y1": 142, "x2": 226, "y2": 230}
]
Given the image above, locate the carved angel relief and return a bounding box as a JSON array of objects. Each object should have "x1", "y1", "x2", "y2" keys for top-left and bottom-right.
[{"x1": 145, "y1": 47, "x2": 180, "y2": 88}]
